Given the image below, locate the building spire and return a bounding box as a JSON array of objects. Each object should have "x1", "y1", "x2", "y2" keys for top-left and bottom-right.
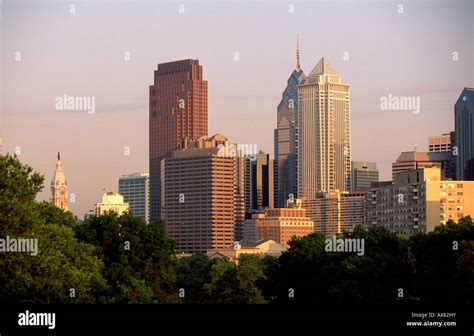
[
  {"x1": 296, "y1": 33, "x2": 301, "y2": 72},
  {"x1": 58, "y1": 152, "x2": 61, "y2": 161}
]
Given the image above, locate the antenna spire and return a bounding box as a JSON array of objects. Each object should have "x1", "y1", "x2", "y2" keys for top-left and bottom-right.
[
  {"x1": 296, "y1": 33, "x2": 301, "y2": 72},
  {"x1": 58, "y1": 152, "x2": 60, "y2": 161}
]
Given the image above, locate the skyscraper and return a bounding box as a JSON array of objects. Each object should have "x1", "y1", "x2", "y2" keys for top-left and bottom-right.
[
  {"x1": 248, "y1": 151, "x2": 274, "y2": 211},
  {"x1": 455, "y1": 87, "x2": 474, "y2": 180},
  {"x1": 50, "y1": 152, "x2": 68, "y2": 211},
  {"x1": 118, "y1": 172, "x2": 150, "y2": 224},
  {"x1": 297, "y1": 58, "x2": 351, "y2": 197},
  {"x1": 161, "y1": 134, "x2": 244, "y2": 252},
  {"x1": 274, "y1": 35, "x2": 304, "y2": 207},
  {"x1": 149, "y1": 59, "x2": 208, "y2": 224},
  {"x1": 392, "y1": 149, "x2": 455, "y2": 180}
]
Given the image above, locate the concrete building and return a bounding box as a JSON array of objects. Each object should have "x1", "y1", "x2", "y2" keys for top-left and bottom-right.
[
  {"x1": 274, "y1": 35, "x2": 304, "y2": 207},
  {"x1": 455, "y1": 87, "x2": 474, "y2": 180},
  {"x1": 93, "y1": 192, "x2": 129, "y2": 216},
  {"x1": 368, "y1": 167, "x2": 474, "y2": 234},
  {"x1": 428, "y1": 132, "x2": 455, "y2": 153},
  {"x1": 392, "y1": 149, "x2": 455, "y2": 180},
  {"x1": 351, "y1": 161, "x2": 379, "y2": 191},
  {"x1": 161, "y1": 134, "x2": 245, "y2": 253},
  {"x1": 297, "y1": 57, "x2": 351, "y2": 197},
  {"x1": 302, "y1": 191, "x2": 367, "y2": 236},
  {"x1": 149, "y1": 59, "x2": 208, "y2": 224},
  {"x1": 207, "y1": 239, "x2": 287, "y2": 265},
  {"x1": 118, "y1": 172, "x2": 150, "y2": 224},
  {"x1": 50, "y1": 152, "x2": 68, "y2": 211},
  {"x1": 244, "y1": 199, "x2": 314, "y2": 247}
]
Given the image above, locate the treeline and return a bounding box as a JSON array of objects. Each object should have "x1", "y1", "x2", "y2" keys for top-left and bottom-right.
[{"x1": 0, "y1": 154, "x2": 473, "y2": 304}]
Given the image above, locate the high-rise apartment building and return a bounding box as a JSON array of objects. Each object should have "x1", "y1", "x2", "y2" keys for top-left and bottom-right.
[
  {"x1": 297, "y1": 58, "x2": 351, "y2": 197},
  {"x1": 149, "y1": 59, "x2": 208, "y2": 224},
  {"x1": 301, "y1": 191, "x2": 366, "y2": 236},
  {"x1": 274, "y1": 35, "x2": 304, "y2": 207},
  {"x1": 118, "y1": 172, "x2": 150, "y2": 224},
  {"x1": 455, "y1": 87, "x2": 474, "y2": 180},
  {"x1": 351, "y1": 161, "x2": 379, "y2": 191},
  {"x1": 50, "y1": 152, "x2": 68, "y2": 211},
  {"x1": 368, "y1": 167, "x2": 474, "y2": 234},
  {"x1": 93, "y1": 192, "x2": 129, "y2": 216},
  {"x1": 161, "y1": 134, "x2": 245, "y2": 252}
]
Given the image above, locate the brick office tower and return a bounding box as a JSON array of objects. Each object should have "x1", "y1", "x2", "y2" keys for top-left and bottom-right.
[{"x1": 149, "y1": 59, "x2": 208, "y2": 224}]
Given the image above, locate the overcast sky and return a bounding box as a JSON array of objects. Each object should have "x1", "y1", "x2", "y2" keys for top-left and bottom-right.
[{"x1": 1, "y1": 0, "x2": 473, "y2": 217}]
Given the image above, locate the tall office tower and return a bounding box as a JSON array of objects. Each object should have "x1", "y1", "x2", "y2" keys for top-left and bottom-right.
[
  {"x1": 351, "y1": 161, "x2": 379, "y2": 191},
  {"x1": 392, "y1": 149, "x2": 455, "y2": 180},
  {"x1": 161, "y1": 134, "x2": 245, "y2": 252},
  {"x1": 93, "y1": 192, "x2": 129, "y2": 216},
  {"x1": 149, "y1": 59, "x2": 208, "y2": 224},
  {"x1": 368, "y1": 167, "x2": 474, "y2": 234},
  {"x1": 297, "y1": 58, "x2": 351, "y2": 197},
  {"x1": 50, "y1": 152, "x2": 68, "y2": 211},
  {"x1": 118, "y1": 172, "x2": 150, "y2": 224},
  {"x1": 274, "y1": 35, "x2": 305, "y2": 207},
  {"x1": 301, "y1": 191, "x2": 366, "y2": 236},
  {"x1": 455, "y1": 88, "x2": 474, "y2": 180},
  {"x1": 249, "y1": 151, "x2": 274, "y2": 211}
]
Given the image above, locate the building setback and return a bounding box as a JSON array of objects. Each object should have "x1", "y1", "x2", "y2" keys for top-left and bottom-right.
[
  {"x1": 392, "y1": 149, "x2": 456, "y2": 180},
  {"x1": 368, "y1": 167, "x2": 474, "y2": 234},
  {"x1": 149, "y1": 59, "x2": 208, "y2": 224},
  {"x1": 455, "y1": 87, "x2": 474, "y2": 180},
  {"x1": 118, "y1": 172, "x2": 150, "y2": 224},
  {"x1": 297, "y1": 57, "x2": 351, "y2": 197},
  {"x1": 161, "y1": 134, "x2": 244, "y2": 252}
]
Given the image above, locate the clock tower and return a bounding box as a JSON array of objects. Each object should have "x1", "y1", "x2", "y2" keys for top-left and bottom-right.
[{"x1": 50, "y1": 152, "x2": 68, "y2": 211}]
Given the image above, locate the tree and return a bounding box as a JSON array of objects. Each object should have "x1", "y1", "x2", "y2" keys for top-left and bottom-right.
[
  {"x1": 0, "y1": 154, "x2": 106, "y2": 303},
  {"x1": 75, "y1": 212, "x2": 179, "y2": 303},
  {"x1": 176, "y1": 253, "x2": 214, "y2": 304}
]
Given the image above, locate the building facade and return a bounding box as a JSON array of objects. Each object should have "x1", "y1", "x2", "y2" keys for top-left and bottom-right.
[
  {"x1": 301, "y1": 191, "x2": 366, "y2": 236},
  {"x1": 118, "y1": 172, "x2": 150, "y2": 224},
  {"x1": 149, "y1": 59, "x2": 208, "y2": 224},
  {"x1": 368, "y1": 167, "x2": 474, "y2": 234},
  {"x1": 248, "y1": 151, "x2": 274, "y2": 212},
  {"x1": 351, "y1": 161, "x2": 379, "y2": 191},
  {"x1": 274, "y1": 35, "x2": 304, "y2": 207},
  {"x1": 244, "y1": 199, "x2": 314, "y2": 247},
  {"x1": 428, "y1": 132, "x2": 455, "y2": 153},
  {"x1": 161, "y1": 134, "x2": 245, "y2": 252},
  {"x1": 455, "y1": 87, "x2": 474, "y2": 180},
  {"x1": 392, "y1": 150, "x2": 455, "y2": 180},
  {"x1": 93, "y1": 192, "x2": 129, "y2": 216},
  {"x1": 50, "y1": 152, "x2": 68, "y2": 211},
  {"x1": 297, "y1": 57, "x2": 351, "y2": 197}
]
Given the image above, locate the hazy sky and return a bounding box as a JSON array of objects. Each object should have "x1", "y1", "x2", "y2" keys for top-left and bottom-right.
[{"x1": 1, "y1": 0, "x2": 473, "y2": 217}]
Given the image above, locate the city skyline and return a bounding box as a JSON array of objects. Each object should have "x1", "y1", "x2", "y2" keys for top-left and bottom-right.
[{"x1": 2, "y1": 1, "x2": 473, "y2": 217}]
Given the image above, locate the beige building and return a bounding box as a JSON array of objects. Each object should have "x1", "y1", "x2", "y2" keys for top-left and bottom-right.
[
  {"x1": 302, "y1": 191, "x2": 367, "y2": 236},
  {"x1": 161, "y1": 134, "x2": 245, "y2": 252},
  {"x1": 207, "y1": 239, "x2": 287, "y2": 265},
  {"x1": 368, "y1": 167, "x2": 474, "y2": 234},
  {"x1": 244, "y1": 199, "x2": 314, "y2": 247},
  {"x1": 392, "y1": 149, "x2": 455, "y2": 180},
  {"x1": 93, "y1": 192, "x2": 129, "y2": 216},
  {"x1": 50, "y1": 152, "x2": 69, "y2": 211},
  {"x1": 428, "y1": 132, "x2": 454, "y2": 153},
  {"x1": 297, "y1": 57, "x2": 351, "y2": 197}
]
